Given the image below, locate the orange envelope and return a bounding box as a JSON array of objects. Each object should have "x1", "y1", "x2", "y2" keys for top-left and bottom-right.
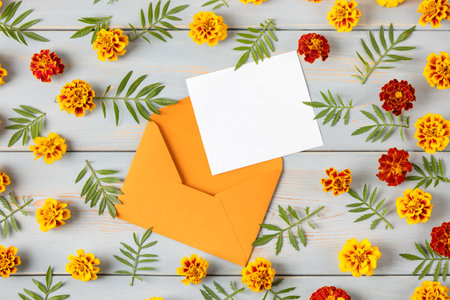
[{"x1": 117, "y1": 98, "x2": 282, "y2": 266}]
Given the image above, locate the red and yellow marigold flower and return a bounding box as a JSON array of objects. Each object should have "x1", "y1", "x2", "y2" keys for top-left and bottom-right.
[
  {"x1": 0, "y1": 245, "x2": 21, "y2": 278},
  {"x1": 0, "y1": 63, "x2": 7, "y2": 85},
  {"x1": 414, "y1": 113, "x2": 450, "y2": 153},
  {"x1": 240, "y1": 0, "x2": 267, "y2": 5},
  {"x1": 57, "y1": 79, "x2": 96, "y2": 117},
  {"x1": 36, "y1": 198, "x2": 71, "y2": 232},
  {"x1": 418, "y1": 0, "x2": 450, "y2": 28},
  {"x1": 396, "y1": 188, "x2": 433, "y2": 225},
  {"x1": 376, "y1": 147, "x2": 412, "y2": 186},
  {"x1": 379, "y1": 79, "x2": 416, "y2": 116},
  {"x1": 297, "y1": 33, "x2": 330, "y2": 64},
  {"x1": 30, "y1": 49, "x2": 65, "y2": 83},
  {"x1": 430, "y1": 222, "x2": 450, "y2": 258},
  {"x1": 423, "y1": 52, "x2": 450, "y2": 89},
  {"x1": 327, "y1": 0, "x2": 361, "y2": 32},
  {"x1": 411, "y1": 280, "x2": 450, "y2": 300},
  {"x1": 93, "y1": 29, "x2": 129, "y2": 62},
  {"x1": 321, "y1": 167, "x2": 352, "y2": 196},
  {"x1": 338, "y1": 238, "x2": 381, "y2": 277},
  {"x1": 66, "y1": 249, "x2": 100, "y2": 281},
  {"x1": 29, "y1": 132, "x2": 67, "y2": 165},
  {"x1": 189, "y1": 12, "x2": 228, "y2": 47},
  {"x1": 241, "y1": 257, "x2": 275, "y2": 293},
  {"x1": 310, "y1": 286, "x2": 351, "y2": 300},
  {"x1": 176, "y1": 254, "x2": 209, "y2": 285},
  {"x1": 0, "y1": 171, "x2": 11, "y2": 194},
  {"x1": 377, "y1": 0, "x2": 405, "y2": 7}
]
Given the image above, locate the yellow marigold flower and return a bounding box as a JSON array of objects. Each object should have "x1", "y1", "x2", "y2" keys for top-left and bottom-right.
[
  {"x1": 66, "y1": 249, "x2": 100, "y2": 281},
  {"x1": 240, "y1": 0, "x2": 267, "y2": 5},
  {"x1": 418, "y1": 0, "x2": 450, "y2": 28},
  {"x1": 0, "y1": 63, "x2": 7, "y2": 85},
  {"x1": 423, "y1": 52, "x2": 450, "y2": 89},
  {"x1": 338, "y1": 238, "x2": 381, "y2": 277},
  {"x1": 377, "y1": 0, "x2": 405, "y2": 7},
  {"x1": 36, "y1": 198, "x2": 71, "y2": 232},
  {"x1": 176, "y1": 254, "x2": 209, "y2": 285},
  {"x1": 0, "y1": 171, "x2": 11, "y2": 194},
  {"x1": 188, "y1": 12, "x2": 228, "y2": 47},
  {"x1": 241, "y1": 257, "x2": 275, "y2": 293},
  {"x1": 414, "y1": 113, "x2": 450, "y2": 154},
  {"x1": 396, "y1": 188, "x2": 433, "y2": 225},
  {"x1": 321, "y1": 167, "x2": 352, "y2": 196},
  {"x1": 93, "y1": 28, "x2": 129, "y2": 62},
  {"x1": 145, "y1": 298, "x2": 164, "y2": 300},
  {"x1": 0, "y1": 245, "x2": 21, "y2": 278},
  {"x1": 29, "y1": 132, "x2": 67, "y2": 164},
  {"x1": 411, "y1": 280, "x2": 450, "y2": 299},
  {"x1": 57, "y1": 79, "x2": 96, "y2": 117},
  {"x1": 327, "y1": 0, "x2": 361, "y2": 32}
]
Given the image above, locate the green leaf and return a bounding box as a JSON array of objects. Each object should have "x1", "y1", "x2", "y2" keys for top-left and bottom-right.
[
  {"x1": 275, "y1": 234, "x2": 283, "y2": 255},
  {"x1": 252, "y1": 234, "x2": 278, "y2": 246}
]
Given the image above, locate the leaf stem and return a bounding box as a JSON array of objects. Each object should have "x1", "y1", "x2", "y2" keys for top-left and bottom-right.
[
  {"x1": 224, "y1": 287, "x2": 245, "y2": 300},
  {"x1": 247, "y1": 19, "x2": 274, "y2": 58},
  {"x1": 85, "y1": 160, "x2": 108, "y2": 200},
  {"x1": 353, "y1": 194, "x2": 393, "y2": 229},
  {"x1": 130, "y1": 238, "x2": 143, "y2": 286},
  {"x1": 280, "y1": 206, "x2": 324, "y2": 233},
  {"x1": 129, "y1": 16, "x2": 165, "y2": 42},
  {"x1": 361, "y1": 42, "x2": 395, "y2": 84},
  {"x1": 0, "y1": 198, "x2": 33, "y2": 225}
]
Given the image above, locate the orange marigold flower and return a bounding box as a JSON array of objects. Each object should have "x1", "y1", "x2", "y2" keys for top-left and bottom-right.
[
  {"x1": 430, "y1": 222, "x2": 450, "y2": 258},
  {"x1": 321, "y1": 167, "x2": 352, "y2": 196},
  {"x1": 376, "y1": 147, "x2": 412, "y2": 186},
  {"x1": 338, "y1": 238, "x2": 381, "y2": 277},
  {"x1": 241, "y1": 257, "x2": 275, "y2": 293},
  {"x1": 0, "y1": 171, "x2": 11, "y2": 194},
  {"x1": 57, "y1": 79, "x2": 96, "y2": 117},
  {"x1": 36, "y1": 198, "x2": 71, "y2": 232},
  {"x1": 0, "y1": 245, "x2": 21, "y2": 278},
  {"x1": 310, "y1": 286, "x2": 351, "y2": 300},
  {"x1": 29, "y1": 132, "x2": 67, "y2": 164},
  {"x1": 93, "y1": 29, "x2": 129, "y2": 62},
  {"x1": 377, "y1": 0, "x2": 405, "y2": 7},
  {"x1": 379, "y1": 79, "x2": 416, "y2": 116},
  {"x1": 423, "y1": 52, "x2": 450, "y2": 89},
  {"x1": 418, "y1": 0, "x2": 450, "y2": 28},
  {"x1": 297, "y1": 33, "x2": 330, "y2": 64},
  {"x1": 240, "y1": 0, "x2": 267, "y2": 5},
  {"x1": 66, "y1": 249, "x2": 100, "y2": 281},
  {"x1": 411, "y1": 281, "x2": 450, "y2": 300},
  {"x1": 145, "y1": 298, "x2": 164, "y2": 300},
  {"x1": 0, "y1": 63, "x2": 7, "y2": 85},
  {"x1": 30, "y1": 49, "x2": 65, "y2": 83},
  {"x1": 176, "y1": 254, "x2": 209, "y2": 285},
  {"x1": 414, "y1": 113, "x2": 450, "y2": 154},
  {"x1": 327, "y1": 0, "x2": 361, "y2": 32},
  {"x1": 189, "y1": 12, "x2": 228, "y2": 47},
  {"x1": 396, "y1": 188, "x2": 433, "y2": 225}
]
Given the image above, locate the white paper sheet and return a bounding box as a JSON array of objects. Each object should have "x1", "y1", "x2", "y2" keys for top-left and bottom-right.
[{"x1": 186, "y1": 51, "x2": 323, "y2": 175}]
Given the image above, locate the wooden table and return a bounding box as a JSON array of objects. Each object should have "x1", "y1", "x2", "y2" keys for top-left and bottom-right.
[{"x1": 1, "y1": 0, "x2": 449, "y2": 299}]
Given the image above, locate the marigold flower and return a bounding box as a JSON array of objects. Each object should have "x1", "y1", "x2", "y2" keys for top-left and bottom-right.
[
  {"x1": 430, "y1": 222, "x2": 450, "y2": 258},
  {"x1": 29, "y1": 132, "x2": 67, "y2": 165},
  {"x1": 240, "y1": 0, "x2": 267, "y2": 5},
  {"x1": 0, "y1": 63, "x2": 7, "y2": 85},
  {"x1": 376, "y1": 148, "x2": 412, "y2": 186},
  {"x1": 176, "y1": 254, "x2": 209, "y2": 285},
  {"x1": 241, "y1": 257, "x2": 275, "y2": 293},
  {"x1": 327, "y1": 0, "x2": 361, "y2": 32},
  {"x1": 188, "y1": 12, "x2": 228, "y2": 47},
  {"x1": 338, "y1": 238, "x2": 381, "y2": 277},
  {"x1": 0, "y1": 245, "x2": 21, "y2": 278},
  {"x1": 379, "y1": 79, "x2": 416, "y2": 116},
  {"x1": 418, "y1": 0, "x2": 450, "y2": 28},
  {"x1": 308, "y1": 0, "x2": 323, "y2": 3},
  {"x1": 57, "y1": 79, "x2": 96, "y2": 117},
  {"x1": 0, "y1": 171, "x2": 11, "y2": 194},
  {"x1": 297, "y1": 33, "x2": 330, "y2": 64},
  {"x1": 146, "y1": 298, "x2": 164, "y2": 300},
  {"x1": 414, "y1": 113, "x2": 450, "y2": 154},
  {"x1": 93, "y1": 28, "x2": 129, "y2": 62},
  {"x1": 310, "y1": 286, "x2": 351, "y2": 300},
  {"x1": 396, "y1": 188, "x2": 433, "y2": 225},
  {"x1": 36, "y1": 198, "x2": 71, "y2": 232},
  {"x1": 423, "y1": 52, "x2": 450, "y2": 89},
  {"x1": 411, "y1": 281, "x2": 450, "y2": 300},
  {"x1": 377, "y1": 0, "x2": 405, "y2": 7},
  {"x1": 321, "y1": 167, "x2": 351, "y2": 196},
  {"x1": 29, "y1": 49, "x2": 65, "y2": 83},
  {"x1": 66, "y1": 249, "x2": 100, "y2": 281}
]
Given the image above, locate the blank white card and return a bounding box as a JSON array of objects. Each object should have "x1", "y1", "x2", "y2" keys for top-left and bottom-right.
[{"x1": 186, "y1": 51, "x2": 323, "y2": 175}]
